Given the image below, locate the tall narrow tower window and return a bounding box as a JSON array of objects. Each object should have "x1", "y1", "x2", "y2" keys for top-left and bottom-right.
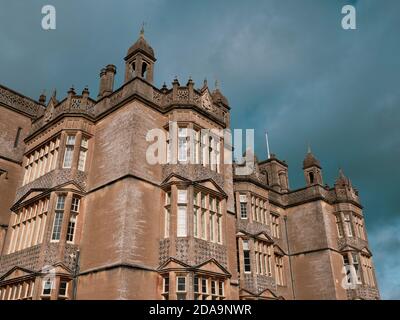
[
  {"x1": 14, "y1": 127, "x2": 22, "y2": 148},
  {"x1": 309, "y1": 172, "x2": 314, "y2": 184},
  {"x1": 141, "y1": 62, "x2": 148, "y2": 78}
]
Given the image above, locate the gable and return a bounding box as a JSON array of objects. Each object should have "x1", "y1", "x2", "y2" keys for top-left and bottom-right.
[
  {"x1": 160, "y1": 173, "x2": 190, "y2": 187},
  {"x1": 198, "y1": 181, "x2": 220, "y2": 193},
  {"x1": 254, "y1": 232, "x2": 274, "y2": 243},
  {"x1": 195, "y1": 259, "x2": 230, "y2": 276},
  {"x1": 0, "y1": 267, "x2": 35, "y2": 281},
  {"x1": 22, "y1": 190, "x2": 43, "y2": 203},
  {"x1": 158, "y1": 258, "x2": 191, "y2": 271},
  {"x1": 274, "y1": 245, "x2": 286, "y2": 256},
  {"x1": 195, "y1": 179, "x2": 227, "y2": 197},
  {"x1": 14, "y1": 181, "x2": 84, "y2": 210},
  {"x1": 259, "y1": 288, "x2": 278, "y2": 299}
]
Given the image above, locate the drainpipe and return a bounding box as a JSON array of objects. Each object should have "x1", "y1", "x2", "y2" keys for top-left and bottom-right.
[
  {"x1": 72, "y1": 249, "x2": 81, "y2": 300},
  {"x1": 284, "y1": 216, "x2": 296, "y2": 300}
]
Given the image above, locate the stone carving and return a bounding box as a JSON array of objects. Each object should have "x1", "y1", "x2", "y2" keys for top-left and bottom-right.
[
  {"x1": 0, "y1": 245, "x2": 41, "y2": 276},
  {"x1": 193, "y1": 238, "x2": 227, "y2": 268},
  {"x1": 175, "y1": 238, "x2": 189, "y2": 264},
  {"x1": 159, "y1": 239, "x2": 170, "y2": 265},
  {"x1": 201, "y1": 91, "x2": 213, "y2": 111},
  {"x1": 15, "y1": 169, "x2": 88, "y2": 203},
  {"x1": 0, "y1": 86, "x2": 43, "y2": 118}
]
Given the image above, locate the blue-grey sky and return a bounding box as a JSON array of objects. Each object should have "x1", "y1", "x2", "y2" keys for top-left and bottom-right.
[{"x1": 0, "y1": 0, "x2": 399, "y2": 299}]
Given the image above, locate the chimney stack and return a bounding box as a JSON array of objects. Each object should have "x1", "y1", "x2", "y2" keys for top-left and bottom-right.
[{"x1": 98, "y1": 64, "x2": 117, "y2": 99}]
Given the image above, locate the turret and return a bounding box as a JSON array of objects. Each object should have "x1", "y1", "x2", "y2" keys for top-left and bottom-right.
[
  {"x1": 303, "y1": 147, "x2": 323, "y2": 186},
  {"x1": 124, "y1": 27, "x2": 156, "y2": 83},
  {"x1": 259, "y1": 153, "x2": 289, "y2": 193}
]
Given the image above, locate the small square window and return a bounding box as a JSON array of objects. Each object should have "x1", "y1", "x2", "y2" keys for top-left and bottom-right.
[
  {"x1": 176, "y1": 277, "x2": 186, "y2": 292},
  {"x1": 42, "y1": 279, "x2": 53, "y2": 296},
  {"x1": 177, "y1": 190, "x2": 187, "y2": 204},
  {"x1": 59, "y1": 280, "x2": 68, "y2": 297},
  {"x1": 66, "y1": 135, "x2": 76, "y2": 146}
]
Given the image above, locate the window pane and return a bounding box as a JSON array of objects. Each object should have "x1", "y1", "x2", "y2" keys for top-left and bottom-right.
[
  {"x1": 51, "y1": 212, "x2": 64, "y2": 241},
  {"x1": 177, "y1": 207, "x2": 187, "y2": 237},
  {"x1": 56, "y1": 196, "x2": 66, "y2": 210},
  {"x1": 63, "y1": 146, "x2": 74, "y2": 168},
  {"x1": 78, "y1": 149, "x2": 87, "y2": 171},
  {"x1": 177, "y1": 277, "x2": 186, "y2": 292},
  {"x1": 66, "y1": 135, "x2": 76, "y2": 145},
  {"x1": 177, "y1": 190, "x2": 187, "y2": 204}
]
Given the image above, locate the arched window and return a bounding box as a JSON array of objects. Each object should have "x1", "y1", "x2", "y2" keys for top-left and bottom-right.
[
  {"x1": 309, "y1": 172, "x2": 314, "y2": 184},
  {"x1": 263, "y1": 170, "x2": 269, "y2": 185},
  {"x1": 141, "y1": 62, "x2": 148, "y2": 78},
  {"x1": 131, "y1": 60, "x2": 136, "y2": 75}
]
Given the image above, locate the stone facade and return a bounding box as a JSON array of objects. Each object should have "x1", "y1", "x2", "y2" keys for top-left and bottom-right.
[{"x1": 0, "y1": 31, "x2": 379, "y2": 300}]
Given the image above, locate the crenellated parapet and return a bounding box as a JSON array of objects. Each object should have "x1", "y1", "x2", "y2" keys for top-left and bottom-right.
[{"x1": 29, "y1": 89, "x2": 96, "y2": 136}]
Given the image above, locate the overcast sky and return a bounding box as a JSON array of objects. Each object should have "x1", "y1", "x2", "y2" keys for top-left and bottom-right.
[{"x1": 0, "y1": 0, "x2": 399, "y2": 299}]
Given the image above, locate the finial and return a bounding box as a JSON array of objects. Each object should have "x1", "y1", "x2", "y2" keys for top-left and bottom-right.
[
  {"x1": 68, "y1": 85, "x2": 76, "y2": 96},
  {"x1": 140, "y1": 22, "x2": 146, "y2": 38},
  {"x1": 52, "y1": 89, "x2": 57, "y2": 98},
  {"x1": 39, "y1": 90, "x2": 47, "y2": 104},
  {"x1": 215, "y1": 79, "x2": 219, "y2": 89},
  {"x1": 203, "y1": 78, "x2": 208, "y2": 88},
  {"x1": 307, "y1": 143, "x2": 311, "y2": 154}
]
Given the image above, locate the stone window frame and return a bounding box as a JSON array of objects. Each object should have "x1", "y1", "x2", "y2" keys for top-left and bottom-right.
[
  {"x1": 77, "y1": 136, "x2": 89, "y2": 171},
  {"x1": 242, "y1": 238, "x2": 252, "y2": 274},
  {"x1": 163, "y1": 122, "x2": 222, "y2": 173},
  {"x1": 51, "y1": 194, "x2": 67, "y2": 242},
  {"x1": 0, "y1": 279, "x2": 35, "y2": 300},
  {"x1": 274, "y1": 253, "x2": 285, "y2": 286},
  {"x1": 163, "y1": 191, "x2": 171, "y2": 239},
  {"x1": 8, "y1": 196, "x2": 50, "y2": 253},
  {"x1": 193, "y1": 188, "x2": 223, "y2": 244},
  {"x1": 270, "y1": 212, "x2": 280, "y2": 239},
  {"x1": 66, "y1": 196, "x2": 81, "y2": 244},
  {"x1": 176, "y1": 274, "x2": 187, "y2": 300},
  {"x1": 62, "y1": 134, "x2": 76, "y2": 169},
  {"x1": 254, "y1": 239, "x2": 273, "y2": 277},
  {"x1": 249, "y1": 193, "x2": 269, "y2": 225},
  {"x1": 342, "y1": 251, "x2": 363, "y2": 286},
  {"x1": 360, "y1": 254, "x2": 375, "y2": 288},
  {"x1": 23, "y1": 134, "x2": 61, "y2": 185},
  {"x1": 193, "y1": 274, "x2": 225, "y2": 301}
]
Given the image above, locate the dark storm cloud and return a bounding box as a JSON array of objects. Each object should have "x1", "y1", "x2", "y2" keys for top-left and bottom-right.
[{"x1": 0, "y1": 0, "x2": 398, "y2": 298}]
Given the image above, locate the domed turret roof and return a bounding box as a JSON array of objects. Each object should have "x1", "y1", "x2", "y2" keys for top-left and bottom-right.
[
  {"x1": 303, "y1": 150, "x2": 321, "y2": 169},
  {"x1": 212, "y1": 88, "x2": 229, "y2": 106},
  {"x1": 126, "y1": 27, "x2": 155, "y2": 60},
  {"x1": 335, "y1": 168, "x2": 351, "y2": 186}
]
